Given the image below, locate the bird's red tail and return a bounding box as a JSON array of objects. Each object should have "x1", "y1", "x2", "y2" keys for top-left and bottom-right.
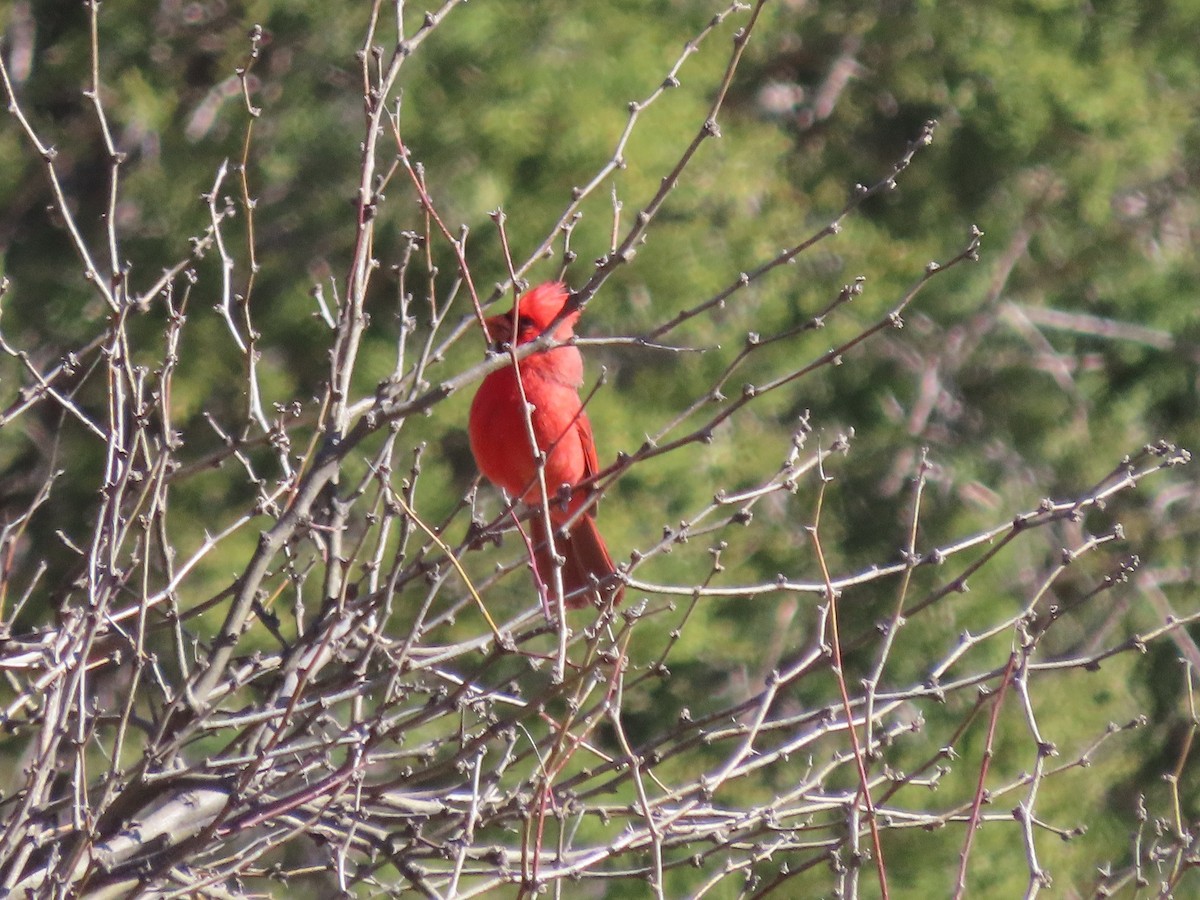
[{"x1": 532, "y1": 515, "x2": 624, "y2": 609}]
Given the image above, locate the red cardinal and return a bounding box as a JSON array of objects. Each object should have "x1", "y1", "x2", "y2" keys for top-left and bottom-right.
[{"x1": 468, "y1": 282, "x2": 623, "y2": 609}]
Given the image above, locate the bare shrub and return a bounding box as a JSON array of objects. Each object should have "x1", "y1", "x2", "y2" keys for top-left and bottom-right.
[{"x1": 1, "y1": 2, "x2": 1195, "y2": 897}]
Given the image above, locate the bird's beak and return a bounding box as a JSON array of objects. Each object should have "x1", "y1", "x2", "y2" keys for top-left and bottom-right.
[{"x1": 483, "y1": 313, "x2": 514, "y2": 351}]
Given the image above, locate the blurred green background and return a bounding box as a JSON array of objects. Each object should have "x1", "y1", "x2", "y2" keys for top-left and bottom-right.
[{"x1": 2, "y1": 0, "x2": 1198, "y2": 895}]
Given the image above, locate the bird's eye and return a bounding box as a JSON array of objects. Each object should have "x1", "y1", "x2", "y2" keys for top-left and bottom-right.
[{"x1": 518, "y1": 315, "x2": 536, "y2": 332}]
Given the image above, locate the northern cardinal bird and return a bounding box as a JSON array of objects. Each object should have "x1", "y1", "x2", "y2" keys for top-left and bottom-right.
[{"x1": 468, "y1": 282, "x2": 623, "y2": 609}]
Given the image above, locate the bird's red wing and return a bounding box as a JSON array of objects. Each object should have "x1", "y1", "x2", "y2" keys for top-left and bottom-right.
[
  {"x1": 575, "y1": 410, "x2": 600, "y2": 486},
  {"x1": 566, "y1": 413, "x2": 623, "y2": 607}
]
